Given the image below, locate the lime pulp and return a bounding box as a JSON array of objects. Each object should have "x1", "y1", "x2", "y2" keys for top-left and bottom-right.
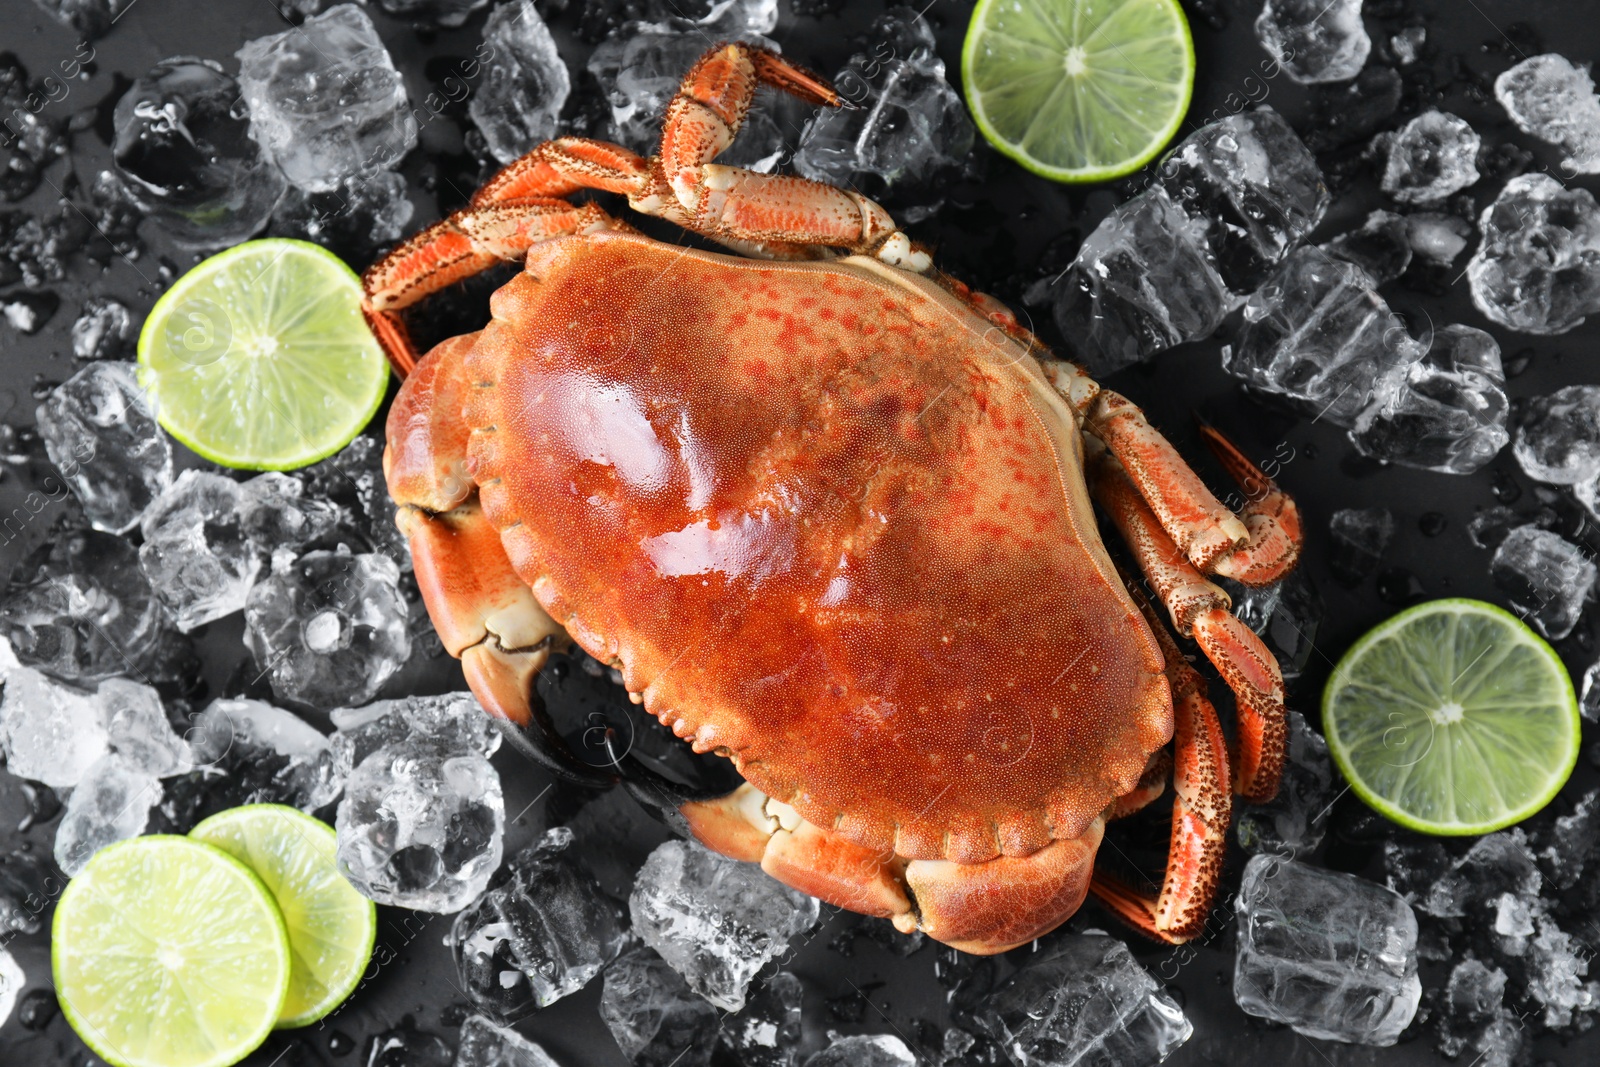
[
  {"x1": 191, "y1": 805, "x2": 377, "y2": 1028},
  {"x1": 1322, "y1": 598, "x2": 1579, "y2": 836},
  {"x1": 136, "y1": 238, "x2": 389, "y2": 471},
  {"x1": 52, "y1": 835, "x2": 291, "y2": 1067},
  {"x1": 962, "y1": 0, "x2": 1196, "y2": 182}
]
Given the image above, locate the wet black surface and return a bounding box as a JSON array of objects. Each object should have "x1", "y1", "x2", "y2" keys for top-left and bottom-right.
[{"x1": 3, "y1": 0, "x2": 1600, "y2": 1064}]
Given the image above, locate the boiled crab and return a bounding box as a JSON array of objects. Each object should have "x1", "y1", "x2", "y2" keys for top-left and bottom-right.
[{"x1": 363, "y1": 43, "x2": 1303, "y2": 953}]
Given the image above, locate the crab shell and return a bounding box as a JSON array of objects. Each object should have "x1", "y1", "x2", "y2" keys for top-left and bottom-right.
[{"x1": 387, "y1": 231, "x2": 1180, "y2": 938}]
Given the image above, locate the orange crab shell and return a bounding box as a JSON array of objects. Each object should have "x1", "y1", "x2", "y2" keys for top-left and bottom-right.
[{"x1": 419, "y1": 230, "x2": 1174, "y2": 865}]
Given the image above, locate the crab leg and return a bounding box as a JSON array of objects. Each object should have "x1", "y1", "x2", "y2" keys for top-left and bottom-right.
[
  {"x1": 363, "y1": 142, "x2": 648, "y2": 373},
  {"x1": 1107, "y1": 749, "x2": 1172, "y2": 820},
  {"x1": 1090, "y1": 583, "x2": 1232, "y2": 944},
  {"x1": 1043, "y1": 363, "x2": 1302, "y2": 586},
  {"x1": 362, "y1": 44, "x2": 931, "y2": 374},
  {"x1": 635, "y1": 42, "x2": 922, "y2": 269},
  {"x1": 1091, "y1": 455, "x2": 1287, "y2": 803}
]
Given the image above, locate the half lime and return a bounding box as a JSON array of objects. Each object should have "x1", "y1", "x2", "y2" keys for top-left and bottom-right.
[
  {"x1": 191, "y1": 805, "x2": 377, "y2": 1028},
  {"x1": 1323, "y1": 598, "x2": 1579, "y2": 836},
  {"x1": 962, "y1": 0, "x2": 1196, "y2": 182},
  {"x1": 137, "y1": 238, "x2": 389, "y2": 471},
  {"x1": 52, "y1": 835, "x2": 290, "y2": 1067}
]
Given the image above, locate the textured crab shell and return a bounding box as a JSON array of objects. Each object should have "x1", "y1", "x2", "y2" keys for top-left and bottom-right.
[{"x1": 462, "y1": 231, "x2": 1172, "y2": 864}]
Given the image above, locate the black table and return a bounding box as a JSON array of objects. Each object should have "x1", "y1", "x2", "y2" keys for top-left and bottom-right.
[{"x1": 2, "y1": 0, "x2": 1598, "y2": 1064}]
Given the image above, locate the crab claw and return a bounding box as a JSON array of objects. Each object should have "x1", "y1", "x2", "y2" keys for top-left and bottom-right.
[
  {"x1": 1199, "y1": 424, "x2": 1303, "y2": 587},
  {"x1": 680, "y1": 785, "x2": 1103, "y2": 955}
]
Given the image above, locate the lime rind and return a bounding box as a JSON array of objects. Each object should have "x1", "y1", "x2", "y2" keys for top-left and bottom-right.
[
  {"x1": 1323, "y1": 598, "x2": 1579, "y2": 836},
  {"x1": 190, "y1": 804, "x2": 377, "y2": 1028},
  {"x1": 962, "y1": 0, "x2": 1195, "y2": 183},
  {"x1": 137, "y1": 238, "x2": 389, "y2": 472},
  {"x1": 52, "y1": 835, "x2": 291, "y2": 1067}
]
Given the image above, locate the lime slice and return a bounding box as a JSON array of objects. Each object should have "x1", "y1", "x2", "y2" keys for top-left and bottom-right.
[
  {"x1": 1323, "y1": 598, "x2": 1580, "y2": 836},
  {"x1": 137, "y1": 238, "x2": 389, "y2": 471},
  {"x1": 52, "y1": 835, "x2": 290, "y2": 1067},
  {"x1": 962, "y1": 0, "x2": 1195, "y2": 182},
  {"x1": 191, "y1": 805, "x2": 377, "y2": 1028}
]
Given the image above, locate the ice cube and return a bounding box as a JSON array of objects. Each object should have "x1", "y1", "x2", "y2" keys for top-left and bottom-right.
[
  {"x1": 365, "y1": 1021, "x2": 457, "y2": 1066},
  {"x1": 30, "y1": 0, "x2": 132, "y2": 36},
  {"x1": 1222, "y1": 247, "x2": 1426, "y2": 428},
  {"x1": 792, "y1": 8, "x2": 974, "y2": 188},
  {"x1": 1380, "y1": 110, "x2": 1481, "y2": 204},
  {"x1": 1322, "y1": 209, "x2": 1412, "y2": 283},
  {"x1": 98, "y1": 678, "x2": 192, "y2": 778},
  {"x1": 588, "y1": 26, "x2": 778, "y2": 156},
  {"x1": 138, "y1": 471, "x2": 260, "y2": 632},
  {"x1": 2, "y1": 293, "x2": 58, "y2": 334},
  {"x1": 370, "y1": 0, "x2": 489, "y2": 28},
  {"x1": 269, "y1": 169, "x2": 414, "y2": 263},
  {"x1": 331, "y1": 692, "x2": 500, "y2": 780},
  {"x1": 1513, "y1": 384, "x2": 1600, "y2": 484},
  {"x1": 705, "y1": 0, "x2": 780, "y2": 33},
  {"x1": 1237, "y1": 711, "x2": 1336, "y2": 857},
  {"x1": 1491, "y1": 891, "x2": 1535, "y2": 958},
  {"x1": 71, "y1": 296, "x2": 134, "y2": 362},
  {"x1": 1255, "y1": 0, "x2": 1372, "y2": 84},
  {"x1": 1026, "y1": 187, "x2": 1234, "y2": 378},
  {"x1": 1390, "y1": 26, "x2": 1425, "y2": 66},
  {"x1": 1349, "y1": 324, "x2": 1510, "y2": 475},
  {"x1": 237, "y1": 472, "x2": 342, "y2": 555},
  {"x1": 975, "y1": 931, "x2": 1192, "y2": 1067},
  {"x1": 1581, "y1": 662, "x2": 1600, "y2": 725},
  {"x1": 1540, "y1": 788, "x2": 1600, "y2": 892},
  {"x1": 1224, "y1": 570, "x2": 1324, "y2": 686},
  {"x1": 236, "y1": 5, "x2": 418, "y2": 192},
  {"x1": 1445, "y1": 958, "x2": 1506, "y2": 1026},
  {"x1": 581, "y1": 0, "x2": 777, "y2": 39},
  {"x1": 1489, "y1": 525, "x2": 1595, "y2": 640},
  {"x1": 243, "y1": 549, "x2": 411, "y2": 708},
  {"x1": 454, "y1": 1014, "x2": 561, "y2": 1067},
  {"x1": 336, "y1": 736, "x2": 503, "y2": 912},
  {"x1": 1468, "y1": 506, "x2": 1529, "y2": 551},
  {"x1": 1157, "y1": 107, "x2": 1329, "y2": 291},
  {"x1": 36, "y1": 362, "x2": 173, "y2": 534},
  {"x1": 1233, "y1": 854, "x2": 1421, "y2": 1045},
  {"x1": 1467, "y1": 174, "x2": 1600, "y2": 335},
  {"x1": 0, "y1": 947, "x2": 20, "y2": 1029},
  {"x1": 303, "y1": 436, "x2": 411, "y2": 570},
  {"x1": 469, "y1": 0, "x2": 571, "y2": 165},
  {"x1": 0, "y1": 53, "x2": 60, "y2": 195},
  {"x1": 1437, "y1": 830, "x2": 1542, "y2": 920},
  {"x1": 187, "y1": 698, "x2": 343, "y2": 811},
  {"x1": 110, "y1": 57, "x2": 287, "y2": 247},
  {"x1": 599, "y1": 946, "x2": 720, "y2": 1067},
  {"x1": 802, "y1": 1035, "x2": 916, "y2": 1067},
  {"x1": 1327, "y1": 507, "x2": 1394, "y2": 587},
  {"x1": 630, "y1": 839, "x2": 820, "y2": 1012},
  {"x1": 721, "y1": 971, "x2": 802, "y2": 1067},
  {"x1": 0, "y1": 530, "x2": 164, "y2": 683},
  {"x1": 1436, "y1": 959, "x2": 1516, "y2": 1062},
  {"x1": 0, "y1": 850, "x2": 53, "y2": 935},
  {"x1": 585, "y1": 29, "x2": 707, "y2": 154},
  {"x1": 1525, "y1": 910, "x2": 1600, "y2": 1027},
  {"x1": 1494, "y1": 54, "x2": 1600, "y2": 176},
  {"x1": 1382, "y1": 838, "x2": 1458, "y2": 916},
  {"x1": 450, "y1": 826, "x2": 627, "y2": 1019},
  {"x1": 1404, "y1": 212, "x2": 1472, "y2": 266},
  {"x1": 53, "y1": 754, "x2": 161, "y2": 876},
  {"x1": 0, "y1": 667, "x2": 108, "y2": 788}
]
